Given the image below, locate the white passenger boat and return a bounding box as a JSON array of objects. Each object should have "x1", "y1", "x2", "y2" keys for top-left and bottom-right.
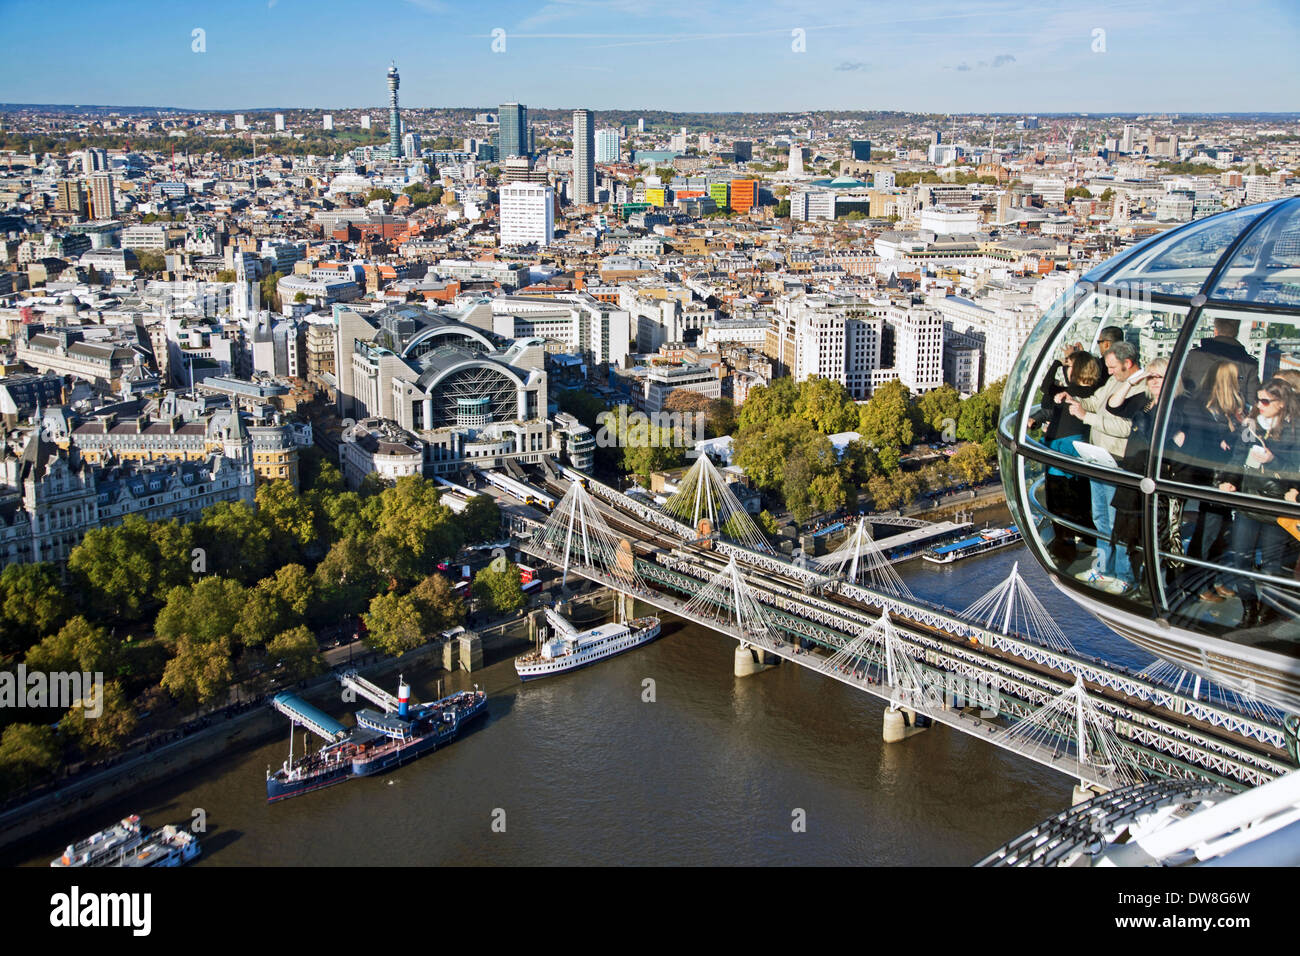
[{"x1": 515, "y1": 607, "x2": 661, "y2": 681}]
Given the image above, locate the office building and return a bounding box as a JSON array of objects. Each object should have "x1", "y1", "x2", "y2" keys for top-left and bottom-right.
[
  {"x1": 233, "y1": 114, "x2": 246, "y2": 130},
  {"x1": 55, "y1": 179, "x2": 86, "y2": 218},
  {"x1": 572, "y1": 109, "x2": 595, "y2": 205},
  {"x1": 733, "y1": 140, "x2": 752, "y2": 162},
  {"x1": 403, "y1": 132, "x2": 421, "y2": 159},
  {"x1": 499, "y1": 183, "x2": 555, "y2": 247},
  {"x1": 500, "y1": 102, "x2": 528, "y2": 159},
  {"x1": 323, "y1": 114, "x2": 334, "y2": 131},
  {"x1": 850, "y1": 140, "x2": 872, "y2": 161},
  {"x1": 596, "y1": 128, "x2": 621, "y2": 164},
  {"x1": 729, "y1": 179, "x2": 758, "y2": 214},
  {"x1": 360, "y1": 114, "x2": 371, "y2": 130},
  {"x1": 274, "y1": 113, "x2": 285, "y2": 131},
  {"x1": 88, "y1": 172, "x2": 115, "y2": 219}
]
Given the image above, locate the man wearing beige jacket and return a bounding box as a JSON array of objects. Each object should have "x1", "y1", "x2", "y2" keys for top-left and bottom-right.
[{"x1": 1060, "y1": 340, "x2": 1149, "y2": 593}]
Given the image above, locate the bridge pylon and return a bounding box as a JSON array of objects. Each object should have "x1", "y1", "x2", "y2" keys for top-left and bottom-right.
[
  {"x1": 815, "y1": 520, "x2": 913, "y2": 597},
  {"x1": 959, "y1": 560, "x2": 1075, "y2": 654},
  {"x1": 995, "y1": 674, "x2": 1144, "y2": 792},
  {"x1": 532, "y1": 479, "x2": 645, "y2": 596},
  {"x1": 661, "y1": 453, "x2": 774, "y2": 553}
]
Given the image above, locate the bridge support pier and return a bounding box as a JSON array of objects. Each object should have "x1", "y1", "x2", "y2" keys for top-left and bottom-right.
[
  {"x1": 882, "y1": 707, "x2": 928, "y2": 743},
  {"x1": 616, "y1": 591, "x2": 636, "y2": 621},
  {"x1": 458, "y1": 632, "x2": 483, "y2": 673},
  {"x1": 1072, "y1": 782, "x2": 1105, "y2": 806},
  {"x1": 734, "y1": 643, "x2": 777, "y2": 677},
  {"x1": 527, "y1": 609, "x2": 544, "y2": 642}
]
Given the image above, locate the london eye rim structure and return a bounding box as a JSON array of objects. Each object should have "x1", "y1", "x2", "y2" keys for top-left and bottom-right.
[{"x1": 996, "y1": 197, "x2": 1300, "y2": 717}]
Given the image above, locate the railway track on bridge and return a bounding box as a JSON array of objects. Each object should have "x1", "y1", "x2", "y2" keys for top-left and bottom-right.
[{"x1": 520, "y1": 470, "x2": 1295, "y2": 787}]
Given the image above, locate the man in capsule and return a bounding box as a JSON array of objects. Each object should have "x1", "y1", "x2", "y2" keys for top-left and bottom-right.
[{"x1": 1063, "y1": 341, "x2": 1148, "y2": 594}]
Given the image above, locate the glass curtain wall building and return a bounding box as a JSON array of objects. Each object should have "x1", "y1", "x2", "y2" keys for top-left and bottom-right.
[{"x1": 998, "y1": 198, "x2": 1300, "y2": 713}]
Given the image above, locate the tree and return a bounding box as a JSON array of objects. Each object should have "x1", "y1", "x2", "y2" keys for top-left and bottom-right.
[
  {"x1": 707, "y1": 397, "x2": 737, "y2": 437},
  {"x1": 957, "y1": 378, "x2": 1006, "y2": 446},
  {"x1": 215, "y1": 269, "x2": 236, "y2": 283},
  {"x1": 950, "y1": 443, "x2": 993, "y2": 485},
  {"x1": 365, "y1": 187, "x2": 395, "y2": 203},
  {"x1": 156, "y1": 577, "x2": 247, "y2": 649},
  {"x1": 758, "y1": 510, "x2": 780, "y2": 536},
  {"x1": 293, "y1": 291, "x2": 307, "y2": 304},
  {"x1": 371, "y1": 477, "x2": 462, "y2": 584},
  {"x1": 161, "y1": 632, "x2": 235, "y2": 707},
  {"x1": 1099, "y1": 187, "x2": 1115, "y2": 202},
  {"x1": 858, "y1": 380, "x2": 915, "y2": 472},
  {"x1": 60, "y1": 681, "x2": 137, "y2": 754},
  {"x1": 794, "y1": 377, "x2": 859, "y2": 434},
  {"x1": 265, "y1": 626, "x2": 325, "y2": 683},
  {"x1": 461, "y1": 495, "x2": 502, "y2": 544},
  {"x1": 68, "y1": 515, "x2": 160, "y2": 621},
  {"x1": 256, "y1": 479, "x2": 318, "y2": 564},
  {"x1": 260, "y1": 270, "x2": 285, "y2": 312},
  {"x1": 149, "y1": 519, "x2": 197, "y2": 604},
  {"x1": 0, "y1": 724, "x2": 61, "y2": 799},
  {"x1": 195, "y1": 500, "x2": 271, "y2": 582},
  {"x1": 133, "y1": 250, "x2": 166, "y2": 274},
  {"x1": 915, "y1": 384, "x2": 962, "y2": 440},
  {"x1": 363, "y1": 590, "x2": 426, "y2": 656},
  {"x1": 314, "y1": 536, "x2": 379, "y2": 622},
  {"x1": 775, "y1": 199, "x2": 791, "y2": 218},
  {"x1": 410, "y1": 574, "x2": 464, "y2": 633},
  {"x1": 473, "y1": 562, "x2": 526, "y2": 616},
  {"x1": 0, "y1": 563, "x2": 71, "y2": 657},
  {"x1": 737, "y1": 377, "x2": 797, "y2": 432},
  {"x1": 25, "y1": 616, "x2": 116, "y2": 676}
]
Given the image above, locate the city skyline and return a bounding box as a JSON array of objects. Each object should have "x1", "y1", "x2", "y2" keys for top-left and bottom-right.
[{"x1": 0, "y1": 0, "x2": 1298, "y2": 113}]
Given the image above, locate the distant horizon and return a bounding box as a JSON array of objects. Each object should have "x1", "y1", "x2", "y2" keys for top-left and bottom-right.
[{"x1": 4, "y1": 103, "x2": 1300, "y2": 121}]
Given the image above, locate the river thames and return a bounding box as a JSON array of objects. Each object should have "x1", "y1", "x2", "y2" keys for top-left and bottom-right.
[{"x1": 16, "y1": 535, "x2": 1157, "y2": 867}]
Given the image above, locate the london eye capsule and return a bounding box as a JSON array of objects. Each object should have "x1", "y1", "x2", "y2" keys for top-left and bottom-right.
[{"x1": 998, "y1": 197, "x2": 1300, "y2": 714}]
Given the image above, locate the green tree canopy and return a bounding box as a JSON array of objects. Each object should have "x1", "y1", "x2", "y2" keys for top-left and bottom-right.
[
  {"x1": 473, "y1": 562, "x2": 526, "y2": 617},
  {"x1": 0, "y1": 562, "x2": 71, "y2": 657},
  {"x1": 60, "y1": 681, "x2": 137, "y2": 754},
  {"x1": 858, "y1": 380, "x2": 915, "y2": 472},
  {"x1": 67, "y1": 514, "x2": 161, "y2": 621},
  {"x1": 915, "y1": 384, "x2": 962, "y2": 439},
  {"x1": 0, "y1": 723, "x2": 61, "y2": 799},
  {"x1": 461, "y1": 495, "x2": 502, "y2": 544},
  {"x1": 266, "y1": 626, "x2": 325, "y2": 684},
  {"x1": 371, "y1": 477, "x2": 462, "y2": 584}
]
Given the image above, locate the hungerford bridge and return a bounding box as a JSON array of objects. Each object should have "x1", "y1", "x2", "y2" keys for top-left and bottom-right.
[{"x1": 499, "y1": 456, "x2": 1297, "y2": 802}]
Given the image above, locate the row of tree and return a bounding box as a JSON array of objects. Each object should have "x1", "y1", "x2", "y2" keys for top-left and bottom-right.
[{"x1": 0, "y1": 457, "x2": 510, "y2": 799}]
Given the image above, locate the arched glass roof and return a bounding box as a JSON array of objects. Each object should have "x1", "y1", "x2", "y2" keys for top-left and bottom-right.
[{"x1": 997, "y1": 198, "x2": 1300, "y2": 714}]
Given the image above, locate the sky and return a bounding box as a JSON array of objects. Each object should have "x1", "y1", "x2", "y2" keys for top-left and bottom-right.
[{"x1": 0, "y1": 0, "x2": 1298, "y2": 114}]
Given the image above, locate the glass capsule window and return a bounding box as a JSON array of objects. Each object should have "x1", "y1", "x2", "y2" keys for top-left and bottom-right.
[{"x1": 1000, "y1": 198, "x2": 1300, "y2": 675}]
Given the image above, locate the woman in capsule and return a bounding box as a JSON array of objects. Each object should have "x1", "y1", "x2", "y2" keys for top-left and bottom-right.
[{"x1": 1214, "y1": 377, "x2": 1300, "y2": 629}]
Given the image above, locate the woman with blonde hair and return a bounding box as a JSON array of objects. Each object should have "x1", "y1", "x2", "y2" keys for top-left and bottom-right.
[{"x1": 1172, "y1": 361, "x2": 1250, "y2": 601}]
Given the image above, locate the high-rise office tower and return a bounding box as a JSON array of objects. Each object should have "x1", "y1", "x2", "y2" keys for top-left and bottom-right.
[
  {"x1": 80, "y1": 148, "x2": 108, "y2": 173},
  {"x1": 572, "y1": 109, "x2": 595, "y2": 205},
  {"x1": 387, "y1": 62, "x2": 402, "y2": 157},
  {"x1": 499, "y1": 103, "x2": 528, "y2": 159},
  {"x1": 637, "y1": 118, "x2": 645, "y2": 132},
  {"x1": 500, "y1": 183, "x2": 555, "y2": 246},
  {"x1": 787, "y1": 143, "x2": 805, "y2": 175},
  {"x1": 234, "y1": 114, "x2": 247, "y2": 130},
  {"x1": 274, "y1": 113, "x2": 286, "y2": 131},
  {"x1": 56, "y1": 179, "x2": 86, "y2": 218},
  {"x1": 403, "y1": 132, "x2": 421, "y2": 159},
  {"x1": 323, "y1": 114, "x2": 334, "y2": 131},
  {"x1": 850, "y1": 139, "x2": 871, "y2": 161},
  {"x1": 596, "y1": 128, "x2": 621, "y2": 164},
  {"x1": 88, "y1": 172, "x2": 115, "y2": 219}
]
